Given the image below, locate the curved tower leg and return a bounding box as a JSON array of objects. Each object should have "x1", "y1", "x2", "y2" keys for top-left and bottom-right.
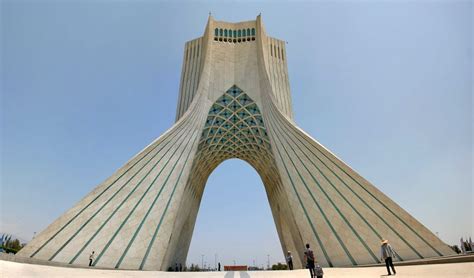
[
  {"x1": 17, "y1": 97, "x2": 208, "y2": 270},
  {"x1": 260, "y1": 96, "x2": 455, "y2": 266}
]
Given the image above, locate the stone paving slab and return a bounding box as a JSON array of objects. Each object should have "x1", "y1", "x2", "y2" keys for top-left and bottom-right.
[{"x1": 1, "y1": 260, "x2": 473, "y2": 277}]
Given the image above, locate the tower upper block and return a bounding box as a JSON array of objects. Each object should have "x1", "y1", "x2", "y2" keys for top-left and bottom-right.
[
  {"x1": 176, "y1": 16, "x2": 293, "y2": 121},
  {"x1": 17, "y1": 16, "x2": 454, "y2": 270}
]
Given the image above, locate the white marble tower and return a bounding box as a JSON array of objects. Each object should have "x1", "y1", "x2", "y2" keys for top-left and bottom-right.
[{"x1": 17, "y1": 16, "x2": 454, "y2": 270}]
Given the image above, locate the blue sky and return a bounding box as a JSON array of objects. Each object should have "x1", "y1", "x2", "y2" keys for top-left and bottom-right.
[{"x1": 1, "y1": 0, "x2": 472, "y2": 267}]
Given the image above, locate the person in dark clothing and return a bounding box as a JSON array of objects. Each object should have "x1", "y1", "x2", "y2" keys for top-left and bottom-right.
[
  {"x1": 218, "y1": 262, "x2": 221, "y2": 271},
  {"x1": 286, "y1": 251, "x2": 294, "y2": 270},
  {"x1": 380, "y1": 239, "x2": 396, "y2": 275},
  {"x1": 304, "y1": 243, "x2": 316, "y2": 277},
  {"x1": 89, "y1": 251, "x2": 95, "y2": 267}
]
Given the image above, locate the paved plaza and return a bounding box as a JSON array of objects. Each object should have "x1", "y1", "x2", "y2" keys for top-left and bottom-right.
[{"x1": 1, "y1": 260, "x2": 473, "y2": 278}]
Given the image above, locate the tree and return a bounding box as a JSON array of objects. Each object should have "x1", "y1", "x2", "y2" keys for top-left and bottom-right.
[
  {"x1": 463, "y1": 241, "x2": 472, "y2": 252},
  {"x1": 0, "y1": 234, "x2": 24, "y2": 254},
  {"x1": 450, "y1": 245, "x2": 461, "y2": 254},
  {"x1": 271, "y1": 262, "x2": 288, "y2": 270},
  {"x1": 188, "y1": 263, "x2": 201, "y2": 272}
]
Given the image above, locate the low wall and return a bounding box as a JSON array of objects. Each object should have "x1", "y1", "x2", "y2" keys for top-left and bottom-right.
[
  {"x1": 358, "y1": 254, "x2": 474, "y2": 267},
  {"x1": 0, "y1": 253, "x2": 112, "y2": 270}
]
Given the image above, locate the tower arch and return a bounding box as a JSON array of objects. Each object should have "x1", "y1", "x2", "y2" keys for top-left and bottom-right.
[{"x1": 163, "y1": 86, "x2": 304, "y2": 269}]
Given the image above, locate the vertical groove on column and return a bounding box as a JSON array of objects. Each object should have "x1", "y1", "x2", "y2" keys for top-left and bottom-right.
[
  {"x1": 187, "y1": 41, "x2": 195, "y2": 109},
  {"x1": 280, "y1": 41, "x2": 291, "y2": 116},
  {"x1": 190, "y1": 39, "x2": 201, "y2": 104},
  {"x1": 183, "y1": 41, "x2": 193, "y2": 113},
  {"x1": 188, "y1": 40, "x2": 199, "y2": 109},
  {"x1": 276, "y1": 40, "x2": 288, "y2": 116},
  {"x1": 179, "y1": 43, "x2": 190, "y2": 118},
  {"x1": 176, "y1": 46, "x2": 188, "y2": 120},
  {"x1": 269, "y1": 39, "x2": 282, "y2": 114},
  {"x1": 274, "y1": 41, "x2": 284, "y2": 115}
]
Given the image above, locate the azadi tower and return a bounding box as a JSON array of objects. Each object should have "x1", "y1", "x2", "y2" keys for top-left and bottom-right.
[{"x1": 18, "y1": 15, "x2": 454, "y2": 270}]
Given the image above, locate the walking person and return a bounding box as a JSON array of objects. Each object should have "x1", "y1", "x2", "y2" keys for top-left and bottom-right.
[
  {"x1": 303, "y1": 243, "x2": 316, "y2": 278},
  {"x1": 89, "y1": 251, "x2": 95, "y2": 267},
  {"x1": 286, "y1": 251, "x2": 293, "y2": 270},
  {"x1": 380, "y1": 239, "x2": 396, "y2": 275}
]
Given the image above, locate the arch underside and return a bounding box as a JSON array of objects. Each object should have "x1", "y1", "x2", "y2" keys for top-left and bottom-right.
[
  {"x1": 164, "y1": 86, "x2": 305, "y2": 269},
  {"x1": 18, "y1": 85, "x2": 454, "y2": 271}
]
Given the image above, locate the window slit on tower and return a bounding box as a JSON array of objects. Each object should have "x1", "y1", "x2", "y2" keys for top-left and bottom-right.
[{"x1": 213, "y1": 26, "x2": 256, "y2": 43}]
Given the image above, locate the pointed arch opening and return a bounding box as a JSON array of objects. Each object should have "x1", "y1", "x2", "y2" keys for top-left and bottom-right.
[{"x1": 186, "y1": 158, "x2": 284, "y2": 269}]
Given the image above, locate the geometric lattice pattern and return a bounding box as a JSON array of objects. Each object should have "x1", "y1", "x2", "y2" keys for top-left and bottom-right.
[
  {"x1": 198, "y1": 85, "x2": 271, "y2": 160},
  {"x1": 187, "y1": 85, "x2": 281, "y2": 201}
]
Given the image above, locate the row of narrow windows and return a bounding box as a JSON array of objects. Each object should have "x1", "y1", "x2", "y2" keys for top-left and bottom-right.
[
  {"x1": 214, "y1": 37, "x2": 255, "y2": 43},
  {"x1": 214, "y1": 28, "x2": 256, "y2": 38},
  {"x1": 270, "y1": 43, "x2": 284, "y2": 61}
]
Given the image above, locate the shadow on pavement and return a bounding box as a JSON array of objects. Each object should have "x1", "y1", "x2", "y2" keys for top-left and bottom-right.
[
  {"x1": 239, "y1": 271, "x2": 251, "y2": 278},
  {"x1": 224, "y1": 271, "x2": 234, "y2": 278}
]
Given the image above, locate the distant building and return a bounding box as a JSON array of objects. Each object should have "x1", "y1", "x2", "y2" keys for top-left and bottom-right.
[{"x1": 224, "y1": 265, "x2": 248, "y2": 271}]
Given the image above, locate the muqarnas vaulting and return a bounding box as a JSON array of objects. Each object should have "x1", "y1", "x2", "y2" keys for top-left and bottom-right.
[{"x1": 18, "y1": 16, "x2": 454, "y2": 270}]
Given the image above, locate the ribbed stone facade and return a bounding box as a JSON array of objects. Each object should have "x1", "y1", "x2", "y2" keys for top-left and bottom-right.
[{"x1": 17, "y1": 16, "x2": 455, "y2": 270}]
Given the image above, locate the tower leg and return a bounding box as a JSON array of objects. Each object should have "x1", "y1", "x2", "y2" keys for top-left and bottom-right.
[
  {"x1": 17, "y1": 101, "x2": 209, "y2": 270},
  {"x1": 261, "y1": 96, "x2": 454, "y2": 266}
]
